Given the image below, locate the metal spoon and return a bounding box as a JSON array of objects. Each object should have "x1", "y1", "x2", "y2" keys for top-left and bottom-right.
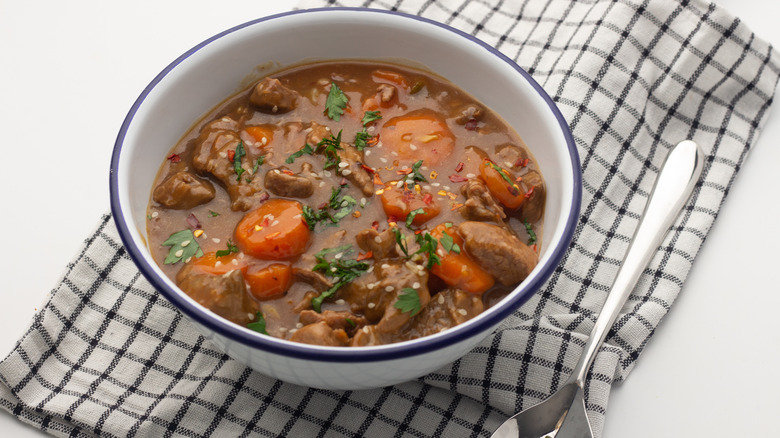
[{"x1": 491, "y1": 140, "x2": 704, "y2": 438}]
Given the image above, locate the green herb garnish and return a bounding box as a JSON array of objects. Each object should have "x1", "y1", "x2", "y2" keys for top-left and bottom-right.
[
  {"x1": 253, "y1": 155, "x2": 265, "y2": 174},
  {"x1": 345, "y1": 318, "x2": 356, "y2": 327},
  {"x1": 394, "y1": 288, "x2": 422, "y2": 316},
  {"x1": 215, "y1": 239, "x2": 238, "y2": 258},
  {"x1": 361, "y1": 111, "x2": 382, "y2": 126},
  {"x1": 485, "y1": 160, "x2": 520, "y2": 195},
  {"x1": 391, "y1": 226, "x2": 409, "y2": 257},
  {"x1": 311, "y1": 245, "x2": 369, "y2": 312},
  {"x1": 208, "y1": 210, "x2": 220, "y2": 217},
  {"x1": 303, "y1": 186, "x2": 357, "y2": 230},
  {"x1": 285, "y1": 143, "x2": 314, "y2": 164},
  {"x1": 316, "y1": 130, "x2": 344, "y2": 169},
  {"x1": 162, "y1": 229, "x2": 203, "y2": 265},
  {"x1": 415, "y1": 232, "x2": 441, "y2": 269},
  {"x1": 405, "y1": 207, "x2": 425, "y2": 229},
  {"x1": 325, "y1": 82, "x2": 348, "y2": 121},
  {"x1": 410, "y1": 159, "x2": 427, "y2": 183},
  {"x1": 524, "y1": 220, "x2": 537, "y2": 245},
  {"x1": 233, "y1": 141, "x2": 246, "y2": 182},
  {"x1": 439, "y1": 231, "x2": 461, "y2": 254},
  {"x1": 246, "y1": 312, "x2": 268, "y2": 335}
]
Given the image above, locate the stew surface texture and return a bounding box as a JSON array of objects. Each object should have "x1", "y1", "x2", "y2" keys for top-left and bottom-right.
[{"x1": 147, "y1": 60, "x2": 545, "y2": 347}]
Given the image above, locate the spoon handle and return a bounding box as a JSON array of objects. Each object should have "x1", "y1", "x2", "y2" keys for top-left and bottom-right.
[{"x1": 570, "y1": 140, "x2": 704, "y2": 386}]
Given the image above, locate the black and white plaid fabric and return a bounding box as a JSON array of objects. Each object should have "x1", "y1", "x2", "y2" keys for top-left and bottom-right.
[{"x1": 1, "y1": 0, "x2": 778, "y2": 436}]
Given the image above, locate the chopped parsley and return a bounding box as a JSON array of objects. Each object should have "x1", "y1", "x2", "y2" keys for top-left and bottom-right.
[
  {"x1": 233, "y1": 141, "x2": 246, "y2": 182},
  {"x1": 439, "y1": 231, "x2": 461, "y2": 254},
  {"x1": 361, "y1": 111, "x2": 382, "y2": 126},
  {"x1": 285, "y1": 143, "x2": 314, "y2": 164},
  {"x1": 215, "y1": 239, "x2": 238, "y2": 257},
  {"x1": 524, "y1": 220, "x2": 537, "y2": 245},
  {"x1": 410, "y1": 160, "x2": 427, "y2": 183},
  {"x1": 345, "y1": 317, "x2": 356, "y2": 327},
  {"x1": 246, "y1": 312, "x2": 268, "y2": 335},
  {"x1": 161, "y1": 229, "x2": 203, "y2": 265},
  {"x1": 405, "y1": 208, "x2": 425, "y2": 229},
  {"x1": 316, "y1": 130, "x2": 344, "y2": 169},
  {"x1": 311, "y1": 245, "x2": 369, "y2": 312},
  {"x1": 395, "y1": 288, "x2": 422, "y2": 316},
  {"x1": 415, "y1": 232, "x2": 441, "y2": 269},
  {"x1": 302, "y1": 186, "x2": 357, "y2": 230},
  {"x1": 325, "y1": 82, "x2": 348, "y2": 121},
  {"x1": 208, "y1": 210, "x2": 220, "y2": 217}
]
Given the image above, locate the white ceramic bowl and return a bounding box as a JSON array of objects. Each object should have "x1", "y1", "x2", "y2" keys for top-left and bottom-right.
[{"x1": 110, "y1": 8, "x2": 581, "y2": 390}]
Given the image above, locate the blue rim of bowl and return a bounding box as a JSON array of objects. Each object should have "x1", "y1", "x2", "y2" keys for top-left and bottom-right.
[{"x1": 109, "y1": 7, "x2": 582, "y2": 363}]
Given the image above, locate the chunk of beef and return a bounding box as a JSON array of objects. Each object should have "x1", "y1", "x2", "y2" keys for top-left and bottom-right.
[
  {"x1": 264, "y1": 164, "x2": 314, "y2": 198},
  {"x1": 458, "y1": 221, "x2": 538, "y2": 286},
  {"x1": 306, "y1": 122, "x2": 375, "y2": 197},
  {"x1": 299, "y1": 310, "x2": 367, "y2": 335},
  {"x1": 153, "y1": 171, "x2": 215, "y2": 209},
  {"x1": 355, "y1": 228, "x2": 399, "y2": 260},
  {"x1": 249, "y1": 77, "x2": 298, "y2": 114},
  {"x1": 342, "y1": 261, "x2": 431, "y2": 346},
  {"x1": 404, "y1": 288, "x2": 484, "y2": 338},
  {"x1": 289, "y1": 321, "x2": 349, "y2": 346},
  {"x1": 293, "y1": 268, "x2": 334, "y2": 291},
  {"x1": 176, "y1": 266, "x2": 258, "y2": 325},
  {"x1": 459, "y1": 178, "x2": 506, "y2": 223},
  {"x1": 192, "y1": 117, "x2": 268, "y2": 211},
  {"x1": 518, "y1": 170, "x2": 545, "y2": 223},
  {"x1": 494, "y1": 143, "x2": 529, "y2": 170}
]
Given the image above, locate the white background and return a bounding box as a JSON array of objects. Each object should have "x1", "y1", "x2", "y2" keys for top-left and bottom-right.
[{"x1": 0, "y1": 1, "x2": 777, "y2": 436}]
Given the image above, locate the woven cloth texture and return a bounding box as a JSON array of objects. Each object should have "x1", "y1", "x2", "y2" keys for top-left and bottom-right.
[{"x1": 2, "y1": 0, "x2": 778, "y2": 437}]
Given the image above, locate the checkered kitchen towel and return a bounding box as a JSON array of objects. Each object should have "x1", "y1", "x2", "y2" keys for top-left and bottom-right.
[{"x1": 1, "y1": 0, "x2": 778, "y2": 437}]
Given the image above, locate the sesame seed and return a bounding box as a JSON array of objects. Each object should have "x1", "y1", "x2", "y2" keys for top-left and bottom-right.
[
  {"x1": 323, "y1": 170, "x2": 332, "y2": 177},
  {"x1": 335, "y1": 299, "x2": 346, "y2": 305},
  {"x1": 248, "y1": 313, "x2": 255, "y2": 321},
  {"x1": 289, "y1": 328, "x2": 298, "y2": 334},
  {"x1": 274, "y1": 169, "x2": 281, "y2": 174},
  {"x1": 331, "y1": 267, "x2": 338, "y2": 272},
  {"x1": 367, "y1": 282, "x2": 376, "y2": 290},
  {"x1": 278, "y1": 327, "x2": 288, "y2": 333},
  {"x1": 360, "y1": 198, "x2": 367, "y2": 207},
  {"x1": 215, "y1": 261, "x2": 223, "y2": 267},
  {"x1": 292, "y1": 214, "x2": 302, "y2": 219},
  {"x1": 174, "y1": 249, "x2": 183, "y2": 257},
  {"x1": 262, "y1": 137, "x2": 268, "y2": 145},
  {"x1": 385, "y1": 285, "x2": 394, "y2": 292},
  {"x1": 184, "y1": 257, "x2": 191, "y2": 263},
  {"x1": 362, "y1": 326, "x2": 370, "y2": 334},
  {"x1": 296, "y1": 323, "x2": 304, "y2": 329},
  {"x1": 411, "y1": 254, "x2": 422, "y2": 262},
  {"x1": 319, "y1": 181, "x2": 326, "y2": 187},
  {"x1": 366, "y1": 266, "x2": 374, "y2": 273},
  {"x1": 405, "y1": 261, "x2": 418, "y2": 270},
  {"x1": 231, "y1": 259, "x2": 238, "y2": 265},
  {"x1": 457, "y1": 309, "x2": 468, "y2": 316},
  {"x1": 443, "y1": 185, "x2": 451, "y2": 191},
  {"x1": 180, "y1": 240, "x2": 191, "y2": 247},
  {"x1": 412, "y1": 282, "x2": 420, "y2": 289},
  {"x1": 342, "y1": 169, "x2": 352, "y2": 176},
  {"x1": 151, "y1": 211, "x2": 159, "y2": 218},
  {"x1": 272, "y1": 105, "x2": 278, "y2": 113},
  {"x1": 219, "y1": 151, "x2": 227, "y2": 158},
  {"x1": 409, "y1": 144, "x2": 417, "y2": 150},
  {"x1": 422, "y1": 185, "x2": 431, "y2": 191},
  {"x1": 212, "y1": 238, "x2": 221, "y2": 244},
  {"x1": 381, "y1": 263, "x2": 391, "y2": 269},
  {"x1": 374, "y1": 236, "x2": 383, "y2": 244},
  {"x1": 325, "y1": 126, "x2": 331, "y2": 131},
  {"x1": 431, "y1": 182, "x2": 441, "y2": 187},
  {"x1": 271, "y1": 220, "x2": 279, "y2": 227},
  {"x1": 380, "y1": 157, "x2": 388, "y2": 163},
  {"x1": 365, "y1": 149, "x2": 371, "y2": 156},
  {"x1": 338, "y1": 161, "x2": 349, "y2": 168},
  {"x1": 368, "y1": 302, "x2": 376, "y2": 309},
  {"x1": 416, "y1": 270, "x2": 426, "y2": 277},
  {"x1": 466, "y1": 173, "x2": 476, "y2": 178},
  {"x1": 334, "y1": 252, "x2": 343, "y2": 259},
  {"x1": 505, "y1": 161, "x2": 513, "y2": 168},
  {"x1": 438, "y1": 295, "x2": 445, "y2": 304},
  {"x1": 396, "y1": 180, "x2": 404, "y2": 188}
]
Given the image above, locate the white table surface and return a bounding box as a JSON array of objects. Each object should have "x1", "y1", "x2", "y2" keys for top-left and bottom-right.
[{"x1": 1, "y1": 1, "x2": 777, "y2": 436}]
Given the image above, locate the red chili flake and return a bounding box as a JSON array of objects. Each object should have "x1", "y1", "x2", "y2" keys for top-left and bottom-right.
[
  {"x1": 422, "y1": 193, "x2": 433, "y2": 205},
  {"x1": 265, "y1": 231, "x2": 281, "y2": 240},
  {"x1": 356, "y1": 251, "x2": 373, "y2": 261},
  {"x1": 373, "y1": 173, "x2": 384, "y2": 186},
  {"x1": 515, "y1": 157, "x2": 530, "y2": 168},
  {"x1": 371, "y1": 221, "x2": 380, "y2": 230},
  {"x1": 366, "y1": 134, "x2": 380, "y2": 146},
  {"x1": 414, "y1": 229, "x2": 423, "y2": 235},
  {"x1": 524, "y1": 186, "x2": 535, "y2": 198},
  {"x1": 360, "y1": 164, "x2": 376, "y2": 174},
  {"x1": 532, "y1": 244, "x2": 538, "y2": 252},
  {"x1": 454, "y1": 162, "x2": 464, "y2": 172},
  {"x1": 318, "y1": 202, "x2": 328, "y2": 209},
  {"x1": 186, "y1": 213, "x2": 201, "y2": 230},
  {"x1": 387, "y1": 215, "x2": 400, "y2": 225},
  {"x1": 450, "y1": 203, "x2": 464, "y2": 211},
  {"x1": 396, "y1": 168, "x2": 413, "y2": 175},
  {"x1": 227, "y1": 150, "x2": 235, "y2": 161},
  {"x1": 508, "y1": 185, "x2": 520, "y2": 196},
  {"x1": 167, "y1": 153, "x2": 182, "y2": 163},
  {"x1": 339, "y1": 177, "x2": 348, "y2": 186},
  {"x1": 281, "y1": 169, "x2": 295, "y2": 176},
  {"x1": 449, "y1": 174, "x2": 469, "y2": 183},
  {"x1": 515, "y1": 175, "x2": 523, "y2": 183},
  {"x1": 259, "y1": 217, "x2": 270, "y2": 228},
  {"x1": 464, "y1": 119, "x2": 479, "y2": 131},
  {"x1": 258, "y1": 192, "x2": 270, "y2": 203}
]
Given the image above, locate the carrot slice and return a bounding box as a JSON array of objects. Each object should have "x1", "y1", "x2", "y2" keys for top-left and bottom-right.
[
  {"x1": 380, "y1": 110, "x2": 454, "y2": 165},
  {"x1": 190, "y1": 252, "x2": 247, "y2": 275},
  {"x1": 244, "y1": 125, "x2": 274, "y2": 146},
  {"x1": 245, "y1": 263, "x2": 293, "y2": 300},
  {"x1": 429, "y1": 224, "x2": 494, "y2": 294},
  {"x1": 479, "y1": 158, "x2": 525, "y2": 210},
  {"x1": 234, "y1": 199, "x2": 310, "y2": 259},
  {"x1": 380, "y1": 182, "x2": 440, "y2": 226}
]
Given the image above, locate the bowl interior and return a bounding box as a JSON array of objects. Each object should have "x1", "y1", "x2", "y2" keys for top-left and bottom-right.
[{"x1": 112, "y1": 8, "x2": 579, "y2": 358}]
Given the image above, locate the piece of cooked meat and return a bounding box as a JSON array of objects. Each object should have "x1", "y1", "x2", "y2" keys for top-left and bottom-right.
[
  {"x1": 153, "y1": 171, "x2": 215, "y2": 209},
  {"x1": 306, "y1": 122, "x2": 375, "y2": 197},
  {"x1": 249, "y1": 77, "x2": 298, "y2": 114},
  {"x1": 191, "y1": 117, "x2": 268, "y2": 211},
  {"x1": 355, "y1": 228, "x2": 399, "y2": 260},
  {"x1": 403, "y1": 288, "x2": 484, "y2": 338},
  {"x1": 264, "y1": 164, "x2": 314, "y2": 198},
  {"x1": 459, "y1": 178, "x2": 506, "y2": 223},
  {"x1": 458, "y1": 221, "x2": 538, "y2": 286},
  {"x1": 289, "y1": 321, "x2": 349, "y2": 346},
  {"x1": 176, "y1": 266, "x2": 258, "y2": 325},
  {"x1": 518, "y1": 170, "x2": 545, "y2": 223},
  {"x1": 299, "y1": 309, "x2": 367, "y2": 335}
]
